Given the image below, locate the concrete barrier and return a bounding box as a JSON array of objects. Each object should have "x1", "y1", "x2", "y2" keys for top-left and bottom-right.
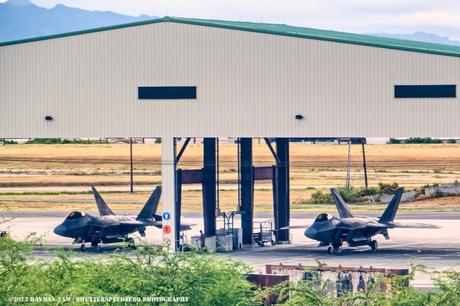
[
  {"x1": 425, "y1": 184, "x2": 460, "y2": 196},
  {"x1": 216, "y1": 234, "x2": 233, "y2": 252},
  {"x1": 379, "y1": 191, "x2": 417, "y2": 203}
]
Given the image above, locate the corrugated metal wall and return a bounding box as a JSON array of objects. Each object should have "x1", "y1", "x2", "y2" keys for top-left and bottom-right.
[{"x1": 1, "y1": 22, "x2": 459, "y2": 138}]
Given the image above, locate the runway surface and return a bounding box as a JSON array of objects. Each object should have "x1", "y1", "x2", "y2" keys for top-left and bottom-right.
[{"x1": 1, "y1": 211, "x2": 459, "y2": 288}]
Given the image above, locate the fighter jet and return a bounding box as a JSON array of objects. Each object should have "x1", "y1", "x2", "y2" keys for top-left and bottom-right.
[
  {"x1": 54, "y1": 186, "x2": 191, "y2": 251},
  {"x1": 286, "y1": 187, "x2": 440, "y2": 254}
]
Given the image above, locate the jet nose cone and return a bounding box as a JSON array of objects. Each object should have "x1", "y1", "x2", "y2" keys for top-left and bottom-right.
[
  {"x1": 53, "y1": 224, "x2": 65, "y2": 236},
  {"x1": 304, "y1": 227, "x2": 317, "y2": 239}
]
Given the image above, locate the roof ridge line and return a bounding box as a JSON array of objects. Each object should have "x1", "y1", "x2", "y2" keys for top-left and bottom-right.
[{"x1": 1, "y1": 16, "x2": 460, "y2": 58}]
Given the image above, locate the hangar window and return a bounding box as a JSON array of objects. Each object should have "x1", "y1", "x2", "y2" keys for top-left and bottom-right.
[
  {"x1": 394, "y1": 85, "x2": 456, "y2": 98},
  {"x1": 138, "y1": 86, "x2": 197, "y2": 100}
]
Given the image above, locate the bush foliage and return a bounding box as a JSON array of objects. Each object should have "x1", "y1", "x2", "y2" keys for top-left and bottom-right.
[
  {"x1": 310, "y1": 183, "x2": 401, "y2": 205},
  {"x1": 311, "y1": 186, "x2": 376, "y2": 204},
  {"x1": 0, "y1": 236, "x2": 255, "y2": 306},
  {"x1": 265, "y1": 266, "x2": 460, "y2": 306},
  {"x1": 25, "y1": 138, "x2": 106, "y2": 144},
  {"x1": 1, "y1": 236, "x2": 459, "y2": 305},
  {"x1": 389, "y1": 137, "x2": 444, "y2": 144}
]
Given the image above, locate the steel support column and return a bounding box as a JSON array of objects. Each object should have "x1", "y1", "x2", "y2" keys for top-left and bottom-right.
[
  {"x1": 129, "y1": 138, "x2": 134, "y2": 193},
  {"x1": 239, "y1": 138, "x2": 254, "y2": 245},
  {"x1": 175, "y1": 169, "x2": 182, "y2": 248},
  {"x1": 361, "y1": 140, "x2": 369, "y2": 188},
  {"x1": 203, "y1": 138, "x2": 217, "y2": 237},
  {"x1": 161, "y1": 137, "x2": 177, "y2": 250},
  {"x1": 275, "y1": 138, "x2": 290, "y2": 243}
]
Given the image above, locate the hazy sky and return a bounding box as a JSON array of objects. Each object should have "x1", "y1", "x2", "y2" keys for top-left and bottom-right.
[{"x1": 10, "y1": 0, "x2": 460, "y2": 39}]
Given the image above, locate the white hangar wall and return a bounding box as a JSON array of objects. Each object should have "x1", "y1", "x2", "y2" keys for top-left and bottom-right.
[{"x1": 1, "y1": 21, "x2": 460, "y2": 138}]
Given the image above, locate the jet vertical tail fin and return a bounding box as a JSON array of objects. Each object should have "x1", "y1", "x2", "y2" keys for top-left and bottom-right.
[
  {"x1": 379, "y1": 187, "x2": 404, "y2": 223},
  {"x1": 330, "y1": 188, "x2": 354, "y2": 218},
  {"x1": 136, "y1": 186, "x2": 162, "y2": 220},
  {"x1": 91, "y1": 186, "x2": 115, "y2": 216}
]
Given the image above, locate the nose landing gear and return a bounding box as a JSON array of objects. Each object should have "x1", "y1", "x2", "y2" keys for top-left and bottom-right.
[
  {"x1": 369, "y1": 240, "x2": 379, "y2": 252},
  {"x1": 328, "y1": 241, "x2": 343, "y2": 255},
  {"x1": 125, "y1": 237, "x2": 136, "y2": 249}
]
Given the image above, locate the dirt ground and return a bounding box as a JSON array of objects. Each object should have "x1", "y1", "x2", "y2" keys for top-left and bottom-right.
[{"x1": 1, "y1": 142, "x2": 460, "y2": 212}]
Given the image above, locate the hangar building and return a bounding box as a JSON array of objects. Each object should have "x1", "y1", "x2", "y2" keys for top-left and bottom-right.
[{"x1": 1, "y1": 17, "x2": 460, "y2": 248}]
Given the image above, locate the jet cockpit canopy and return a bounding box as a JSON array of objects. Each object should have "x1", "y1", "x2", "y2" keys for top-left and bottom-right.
[
  {"x1": 314, "y1": 213, "x2": 333, "y2": 223},
  {"x1": 65, "y1": 211, "x2": 85, "y2": 220}
]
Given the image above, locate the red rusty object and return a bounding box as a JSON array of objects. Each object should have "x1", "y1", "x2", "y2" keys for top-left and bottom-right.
[
  {"x1": 163, "y1": 225, "x2": 171, "y2": 234},
  {"x1": 266, "y1": 263, "x2": 409, "y2": 276},
  {"x1": 247, "y1": 273, "x2": 289, "y2": 304}
]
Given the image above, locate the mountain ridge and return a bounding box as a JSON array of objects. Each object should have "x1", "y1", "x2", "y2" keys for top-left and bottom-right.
[
  {"x1": 0, "y1": 0, "x2": 156, "y2": 42},
  {"x1": 1, "y1": 0, "x2": 459, "y2": 47}
]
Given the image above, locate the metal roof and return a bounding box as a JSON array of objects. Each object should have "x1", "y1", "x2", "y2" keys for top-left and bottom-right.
[{"x1": 2, "y1": 16, "x2": 460, "y2": 58}]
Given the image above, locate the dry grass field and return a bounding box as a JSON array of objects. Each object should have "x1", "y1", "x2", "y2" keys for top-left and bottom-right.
[{"x1": 1, "y1": 142, "x2": 460, "y2": 212}]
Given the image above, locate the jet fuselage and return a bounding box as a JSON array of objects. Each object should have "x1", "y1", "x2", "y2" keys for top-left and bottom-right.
[
  {"x1": 304, "y1": 214, "x2": 389, "y2": 247},
  {"x1": 53, "y1": 212, "x2": 159, "y2": 243}
]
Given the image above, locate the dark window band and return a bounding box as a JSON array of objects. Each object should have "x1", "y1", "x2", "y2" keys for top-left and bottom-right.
[
  {"x1": 395, "y1": 85, "x2": 456, "y2": 98},
  {"x1": 138, "y1": 86, "x2": 196, "y2": 100}
]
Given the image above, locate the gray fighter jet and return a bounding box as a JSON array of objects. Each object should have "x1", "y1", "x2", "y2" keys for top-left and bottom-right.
[
  {"x1": 54, "y1": 186, "x2": 191, "y2": 251},
  {"x1": 286, "y1": 187, "x2": 440, "y2": 254}
]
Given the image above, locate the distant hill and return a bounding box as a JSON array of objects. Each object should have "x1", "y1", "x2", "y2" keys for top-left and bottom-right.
[
  {"x1": 370, "y1": 32, "x2": 460, "y2": 47},
  {"x1": 1, "y1": 0, "x2": 459, "y2": 48},
  {"x1": 0, "y1": 0, "x2": 156, "y2": 42}
]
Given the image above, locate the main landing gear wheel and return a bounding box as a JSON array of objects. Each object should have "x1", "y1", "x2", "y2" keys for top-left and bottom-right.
[
  {"x1": 370, "y1": 240, "x2": 379, "y2": 252},
  {"x1": 91, "y1": 240, "x2": 99, "y2": 249},
  {"x1": 328, "y1": 246, "x2": 342, "y2": 255},
  {"x1": 328, "y1": 240, "x2": 343, "y2": 255},
  {"x1": 127, "y1": 237, "x2": 136, "y2": 249},
  {"x1": 80, "y1": 244, "x2": 86, "y2": 252}
]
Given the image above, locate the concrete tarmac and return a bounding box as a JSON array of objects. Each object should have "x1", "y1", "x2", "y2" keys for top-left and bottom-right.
[{"x1": 1, "y1": 211, "x2": 459, "y2": 288}]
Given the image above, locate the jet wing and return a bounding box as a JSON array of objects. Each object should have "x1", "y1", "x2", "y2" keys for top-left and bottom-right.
[
  {"x1": 119, "y1": 220, "x2": 145, "y2": 226},
  {"x1": 336, "y1": 222, "x2": 390, "y2": 236},
  {"x1": 389, "y1": 222, "x2": 441, "y2": 229},
  {"x1": 336, "y1": 224, "x2": 364, "y2": 230},
  {"x1": 100, "y1": 220, "x2": 146, "y2": 236},
  {"x1": 336, "y1": 222, "x2": 387, "y2": 231},
  {"x1": 335, "y1": 222, "x2": 388, "y2": 243},
  {"x1": 337, "y1": 223, "x2": 389, "y2": 230},
  {"x1": 280, "y1": 225, "x2": 309, "y2": 230},
  {"x1": 180, "y1": 223, "x2": 195, "y2": 231}
]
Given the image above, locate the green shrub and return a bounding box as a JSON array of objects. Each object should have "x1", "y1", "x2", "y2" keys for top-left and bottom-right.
[
  {"x1": 25, "y1": 138, "x2": 63, "y2": 144},
  {"x1": 266, "y1": 265, "x2": 460, "y2": 306},
  {"x1": 1, "y1": 237, "x2": 460, "y2": 305},
  {"x1": 310, "y1": 187, "x2": 379, "y2": 204},
  {"x1": 0, "y1": 139, "x2": 17, "y2": 145},
  {"x1": 405, "y1": 137, "x2": 442, "y2": 144},
  {"x1": 339, "y1": 187, "x2": 366, "y2": 203},
  {"x1": 310, "y1": 191, "x2": 333, "y2": 204},
  {"x1": 0, "y1": 237, "x2": 256, "y2": 306},
  {"x1": 25, "y1": 138, "x2": 106, "y2": 144},
  {"x1": 389, "y1": 137, "x2": 444, "y2": 144},
  {"x1": 422, "y1": 183, "x2": 439, "y2": 189},
  {"x1": 378, "y1": 182, "x2": 399, "y2": 194}
]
